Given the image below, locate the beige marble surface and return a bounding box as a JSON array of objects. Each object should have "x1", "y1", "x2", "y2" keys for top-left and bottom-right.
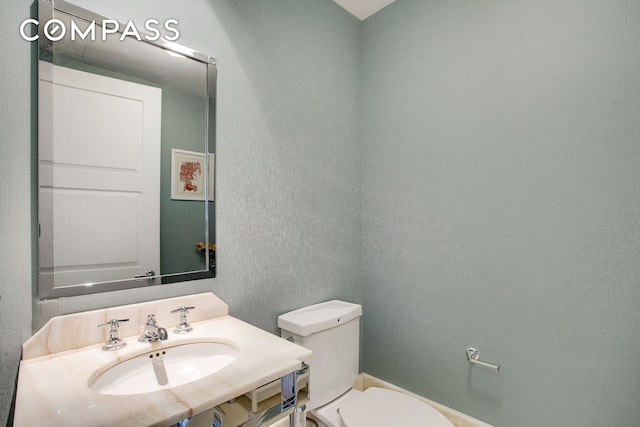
[
  {"x1": 22, "y1": 293, "x2": 230, "y2": 359},
  {"x1": 14, "y1": 293, "x2": 312, "y2": 427}
]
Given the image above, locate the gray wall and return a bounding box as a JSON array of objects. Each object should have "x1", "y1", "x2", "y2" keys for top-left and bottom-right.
[
  {"x1": 0, "y1": 2, "x2": 35, "y2": 424},
  {"x1": 0, "y1": 1, "x2": 362, "y2": 425},
  {"x1": 160, "y1": 87, "x2": 210, "y2": 275},
  {"x1": 361, "y1": 1, "x2": 640, "y2": 426}
]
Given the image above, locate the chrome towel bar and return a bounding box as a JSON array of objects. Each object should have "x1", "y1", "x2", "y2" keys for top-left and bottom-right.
[{"x1": 466, "y1": 347, "x2": 500, "y2": 373}]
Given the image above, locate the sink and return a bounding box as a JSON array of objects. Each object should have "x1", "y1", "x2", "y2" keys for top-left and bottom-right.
[{"x1": 89, "y1": 342, "x2": 239, "y2": 395}]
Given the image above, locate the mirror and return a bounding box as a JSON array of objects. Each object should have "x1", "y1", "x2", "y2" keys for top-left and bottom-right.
[{"x1": 37, "y1": 0, "x2": 216, "y2": 299}]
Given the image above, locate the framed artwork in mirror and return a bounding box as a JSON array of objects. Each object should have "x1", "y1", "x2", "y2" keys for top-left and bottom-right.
[{"x1": 171, "y1": 148, "x2": 215, "y2": 201}]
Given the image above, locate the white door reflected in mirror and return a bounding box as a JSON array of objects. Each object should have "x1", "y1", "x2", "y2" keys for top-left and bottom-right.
[{"x1": 39, "y1": 62, "x2": 161, "y2": 290}]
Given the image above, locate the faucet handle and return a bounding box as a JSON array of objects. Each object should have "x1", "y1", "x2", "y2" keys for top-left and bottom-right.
[
  {"x1": 98, "y1": 318, "x2": 129, "y2": 351},
  {"x1": 98, "y1": 318, "x2": 130, "y2": 328},
  {"x1": 171, "y1": 306, "x2": 195, "y2": 313},
  {"x1": 171, "y1": 306, "x2": 195, "y2": 334}
]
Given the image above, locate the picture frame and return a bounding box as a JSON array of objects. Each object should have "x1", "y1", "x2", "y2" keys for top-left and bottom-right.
[{"x1": 170, "y1": 148, "x2": 214, "y2": 201}]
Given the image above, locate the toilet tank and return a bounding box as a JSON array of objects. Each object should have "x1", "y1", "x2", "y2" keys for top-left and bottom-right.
[{"x1": 278, "y1": 300, "x2": 362, "y2": 410}]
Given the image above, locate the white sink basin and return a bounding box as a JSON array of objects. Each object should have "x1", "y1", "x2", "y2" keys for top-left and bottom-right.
[{"x1": 89, "y1": 342, "x2": 239, "y2": 395}]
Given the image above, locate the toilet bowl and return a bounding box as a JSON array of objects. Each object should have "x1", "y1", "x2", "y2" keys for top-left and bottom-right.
[
  {"x1": 278, "y1": 300, "x2": 453, "y2": 427},
  {"x1": 340, "y1": 387, "x2": 452, "y2": 427},
  {"x1": 312, "y1": 387, "x2": 453, "y2": 427}
]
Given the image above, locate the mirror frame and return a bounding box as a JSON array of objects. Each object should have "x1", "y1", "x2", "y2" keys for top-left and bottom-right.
[{"x1": 37, "y1": 0, "x2": 217, "y2": 299}]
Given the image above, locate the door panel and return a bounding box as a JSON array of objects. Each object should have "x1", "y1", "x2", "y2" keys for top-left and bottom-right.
[{"x1": 39, "y1": 62, "x2": 161, "y2": 290}]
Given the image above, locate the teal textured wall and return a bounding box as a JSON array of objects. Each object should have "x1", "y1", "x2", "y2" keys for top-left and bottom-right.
[
  {"x1": 361, "y1": 1, "x2": 640, "y2": 425},
  {"x1": 159, "y1": 87, "x2": 210, "y2": 275},
  {"x1": 0, "y1": 2, "x2": 35, "y2": 424}
]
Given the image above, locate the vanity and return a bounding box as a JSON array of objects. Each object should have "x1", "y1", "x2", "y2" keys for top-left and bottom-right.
[{"x1": 14, "y1": 293, "x2": 312, "y2": 426}]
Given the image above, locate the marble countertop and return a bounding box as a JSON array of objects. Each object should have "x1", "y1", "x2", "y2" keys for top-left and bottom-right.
[{"x1": 14, "y1": 293, "x2": 312, "y2": 427}]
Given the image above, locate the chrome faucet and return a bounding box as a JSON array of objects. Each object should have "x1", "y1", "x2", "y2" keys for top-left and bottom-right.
[
  {"x1": 171, "y1": 306, "x2": 195, "y2": 334},
  {"x1": 98, "y1": 318, "x2": 129, "y2": 351},
  {"x1": 138, "y1": 314, "x2": 168, "y2": 343}
]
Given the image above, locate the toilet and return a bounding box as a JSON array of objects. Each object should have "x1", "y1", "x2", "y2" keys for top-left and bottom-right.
[{"x1": 278, "y1": 300, "x2": 453, "y2": 427}]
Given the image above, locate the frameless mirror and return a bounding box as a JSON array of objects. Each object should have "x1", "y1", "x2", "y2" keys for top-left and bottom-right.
[{"x1": 37, "y1": 0, "x2": 216, "y2": 299}]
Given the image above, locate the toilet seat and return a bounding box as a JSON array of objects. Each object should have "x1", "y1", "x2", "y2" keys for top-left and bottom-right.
[{"x1": 338, "y1": 387, "x2": 453, "y2": 427}]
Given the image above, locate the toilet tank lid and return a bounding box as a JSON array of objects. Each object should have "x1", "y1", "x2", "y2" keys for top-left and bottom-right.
[{"x1": 278, "y1": 300, "x2": 362, "y2": 337}]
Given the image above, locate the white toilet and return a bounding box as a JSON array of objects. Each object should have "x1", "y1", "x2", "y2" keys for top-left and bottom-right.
[{"x1": 278, "y1": 300, "x2": 453, "y2": 427}]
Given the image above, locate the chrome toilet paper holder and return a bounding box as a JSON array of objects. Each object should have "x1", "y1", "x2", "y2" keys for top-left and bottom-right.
[{"x1": 466, "y1": 347, "x2": 500, "y2": 373}]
